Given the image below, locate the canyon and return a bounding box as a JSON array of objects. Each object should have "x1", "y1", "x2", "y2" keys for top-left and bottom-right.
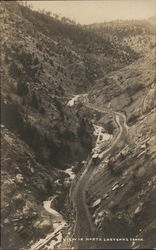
[{"x1": 1, "y1": 2, "x2": 156, "y2": 250}]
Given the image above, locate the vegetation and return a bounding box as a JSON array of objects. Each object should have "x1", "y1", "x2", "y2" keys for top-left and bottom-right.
[
  {"x1": 88, "y1": 19, "x2": 155, "y2": 40},
  {"x1": 1, "y1": 2, "x2": 155, "y2": 249},
  {"x1": 9, "y1": 62, "x2": 22, "y2": 78},
  {"x1": 17, "y1": 81, "x2": 29, "y2": 96},
  {"x1": 62, "y1": 130, "x2": 75, "y2": 141},
  {"x1": 39, "y1": 106, "x2": 46, "y2": 115},
  {"x1": 1, "y1": 101, "x2": 23, "y2": 131},
  {"x1": 31, "y1": 92, "x2": 39, "y2": 109},
  {"x1": 54, "y1": 97, "x2": 64, "y2": 119}
]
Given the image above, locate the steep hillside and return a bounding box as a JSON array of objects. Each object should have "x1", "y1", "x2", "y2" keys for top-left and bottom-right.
[
  {"x1": 1, "y1": 1, "x2": 156, "y2": 250},
  {"x1": 84, "y1": 21, "x2": 156, "y2": 250},
  {"x1": 4, "y1": 2, "x2": 139, "y2": 85},
  {"x1": 87, "y1": 18, "x2": 155, "y2": 122},
  {"x1": 1, "y1": 125, "x2": 63, "y2": 249},
  {"x1": 1, "y1": 2, "x2": 94, "y2": 249},
  {"x1": 87, "y1": 19, "x2": 155, "y2": 54},
  {"x1": 1, "y1": 1, "x2": 96, "y2": 168},
  {"x1": 89, "y1": 47, "x2": 156, "y2": 124}
]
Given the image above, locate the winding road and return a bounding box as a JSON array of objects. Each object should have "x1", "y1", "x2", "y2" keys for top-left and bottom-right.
[
  {"x1": 29, "y1": 100, "x2": 128, "y2": 250},
  {"x1": 70, "y1": 104, "x2": 128, "y2": 249}
]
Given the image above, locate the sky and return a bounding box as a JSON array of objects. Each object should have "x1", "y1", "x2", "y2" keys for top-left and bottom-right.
[{"x1": 30, "y1": 0, "x2": 156, "y2": 25}]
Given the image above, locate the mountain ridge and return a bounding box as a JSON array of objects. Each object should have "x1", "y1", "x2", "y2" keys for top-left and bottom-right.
[{"x1": 1, "y1": 1, "x2": 156, "y2": 249}]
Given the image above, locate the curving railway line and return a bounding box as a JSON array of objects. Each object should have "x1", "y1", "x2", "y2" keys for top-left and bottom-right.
[{"x1": 70, "y1": 104, "x2": 128, "y2": 249}]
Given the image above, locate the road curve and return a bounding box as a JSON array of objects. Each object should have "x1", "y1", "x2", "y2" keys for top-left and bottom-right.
[{"x1": 71, "y1": 106, "x2": 128, "y2": 249}]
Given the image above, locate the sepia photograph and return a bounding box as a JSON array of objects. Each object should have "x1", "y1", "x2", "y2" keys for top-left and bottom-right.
[{"x1": 1, "y1": 0, "x2": 156, "y2": 249}]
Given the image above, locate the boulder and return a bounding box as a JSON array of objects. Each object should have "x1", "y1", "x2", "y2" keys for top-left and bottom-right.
[
  {"x1": 15, "y1": 174, "x2": 24, "y2": 184},
  {"x1": 134, "y1": 203, "x2": 143, "y2": 216},
  {"x1": 34, "y1": 219, "x2": 52, "y2": 232},
  {"x1": 92, "y1": 198, "x2": 101, "y2": 208}
]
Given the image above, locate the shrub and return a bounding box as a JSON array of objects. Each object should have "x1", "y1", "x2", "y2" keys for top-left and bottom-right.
[
  {"x1": 4, "y1": 54, "x2": 9, "y2": 64},
  {"x1": 49, "y1": 58, "x2": 54, "y2": 66},
  {"x1": 128, "y1": 113, "x2": 139, "y2": 124},
  {"x1": 1, "y1": 101, "x2": 23, "y2": 131},
  {"x1": 105, "y1": 120, "x2": 115, "y2": 134},
  {"x1": 23, "y1": 122, "x2": 41, "y2": 153},
  {"x1": 62, "y1": 129, "x2": 75, "y2": 141},
  {"x1": 77, "y1": 119, "x2": 86, "y2": 137},
  {"x1": 33, "y1": 57, "x2": 39, "y2": 65},
  {"x1": 39, "y1": 106, "x2": 46, "y2": 115},
  {"x1": 17, "y1": 81, "x2": 29, "y2": 96},
  {"x1": 9, "y1": 62, "x2": 22, "y2": 78},
  {"x1": 31, "y1": 92, "x2": 39, "y2": 109},
  {"x1": 57, "y1": 85, "x2": 64, "y2": 95},
  {"x1": 36, "y1": 43, "x2": 43, "y2": 51},
  {"x1": 127, "y1": 82, "x2": 143, "y2": 96},
  {"x1": 54, "y1": 97, "x2": 64, "y2": 119}
]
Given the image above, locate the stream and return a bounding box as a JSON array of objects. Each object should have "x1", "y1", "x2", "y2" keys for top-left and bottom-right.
[
  {"x1": 30, "y1": 167, "x2": 76, "y2": 250},
  {"x1": 30, "y1": 96, "x2": 113, "y2": 249},
  {"x1": 30, "y1": 198, "x2": 66, "y2": 250}
]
